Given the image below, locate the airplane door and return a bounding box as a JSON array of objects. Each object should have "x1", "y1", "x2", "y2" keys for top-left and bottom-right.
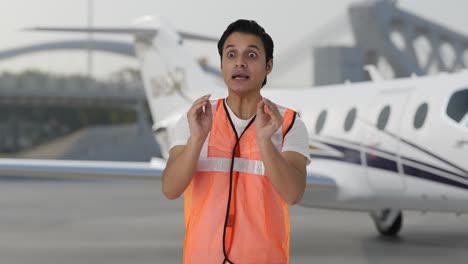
[{"x1": 363, "y1": 90, "x2": 412, "y2": 192}]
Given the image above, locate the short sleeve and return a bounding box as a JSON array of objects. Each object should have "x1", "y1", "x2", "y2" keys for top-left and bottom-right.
[
  {"x1": 281, "y1": 116, "x2": 311, "y2": 164},
  {"x1": 169, "y1": 113, "x2": 190, "y2": 150}
]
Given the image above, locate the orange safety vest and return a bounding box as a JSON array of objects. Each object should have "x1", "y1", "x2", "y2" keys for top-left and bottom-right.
[{"x1": 183, "y1": 98, "x2": 297, "y2": 264}]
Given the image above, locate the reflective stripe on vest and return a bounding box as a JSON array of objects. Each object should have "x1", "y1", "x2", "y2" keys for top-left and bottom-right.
[
  {"x1": 183, "y1": 98, "x2": 296, "y2": 264},
  {"x1": 197, "y1": 157, "x2": 266, "y2": 176}
]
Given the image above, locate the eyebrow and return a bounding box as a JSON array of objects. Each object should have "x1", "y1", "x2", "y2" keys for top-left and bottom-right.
[{"x1": 225, "y1": 44, "x2": 260, "y2": 50}]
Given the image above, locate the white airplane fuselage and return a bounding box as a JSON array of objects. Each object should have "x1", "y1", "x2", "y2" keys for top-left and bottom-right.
[{"x1": 262, "y1": 73, "x2": 468, "y2": 212}]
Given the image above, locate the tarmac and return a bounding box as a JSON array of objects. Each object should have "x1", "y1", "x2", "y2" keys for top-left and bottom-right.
[{"x1": 1, "y1": 178, "x2": 468, "y2": 264}]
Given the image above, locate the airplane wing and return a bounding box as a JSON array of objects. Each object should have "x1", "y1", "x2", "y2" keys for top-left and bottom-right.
[
  {"x1": 306, "y1": 174, "x2": 337, "y2": 189},
  {"x1": 0, "y1": 158, "x2": 166, "y2": 180},
  {"x1": 299, "y1": 172, "x2": 340, "y2": 209},
  {"x1": 0, "y1": 157, "x2": 337, "y2": 189}
]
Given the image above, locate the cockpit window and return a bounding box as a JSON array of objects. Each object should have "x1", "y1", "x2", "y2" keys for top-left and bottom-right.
[{"x1": 446, "y1": 88, "x2": 468, "y2": 127}]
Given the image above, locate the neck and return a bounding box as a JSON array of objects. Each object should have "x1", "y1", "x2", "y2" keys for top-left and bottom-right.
[{"x1": 226, "y1": 92, "x2": 262, "y2": 120}]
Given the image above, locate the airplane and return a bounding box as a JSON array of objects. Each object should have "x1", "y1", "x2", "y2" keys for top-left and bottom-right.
[{"x1": 0, "y1": 15, "x2": 467, "y2": 237}]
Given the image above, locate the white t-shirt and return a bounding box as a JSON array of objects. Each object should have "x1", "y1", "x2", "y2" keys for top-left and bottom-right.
[{"x1": 170, "y1": 100, "x2": 310, "y2": 163}]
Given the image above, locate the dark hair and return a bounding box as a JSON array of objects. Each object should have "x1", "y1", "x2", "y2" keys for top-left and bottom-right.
[{"x1": 217, "y1": 19, "x2": 274, "y2": 87}]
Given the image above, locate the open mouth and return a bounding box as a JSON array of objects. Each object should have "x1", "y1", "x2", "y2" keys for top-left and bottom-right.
[{"x1": 232, "y1": 73, "x2": 250, "y2": 80}]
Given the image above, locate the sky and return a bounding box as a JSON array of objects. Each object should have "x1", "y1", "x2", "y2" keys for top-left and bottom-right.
[{"x1": 0, "y1": 0, "x2": 467, "y2": 87}]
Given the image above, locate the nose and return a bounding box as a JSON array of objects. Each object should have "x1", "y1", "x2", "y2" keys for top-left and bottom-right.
[{"x1": 236, "y1": 58, "x2": 246, "y2": 68}]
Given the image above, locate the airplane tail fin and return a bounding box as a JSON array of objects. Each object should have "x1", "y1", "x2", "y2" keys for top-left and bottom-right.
[
  {"x1": 130, "y1": 16, "x2": 223, "y2": 125},
  {"x1": 132, "y1": 16, "x2": 225, "y2": 157},
  {"x1": 29, "y1": 15, "x2": 225, "y2": 157}
]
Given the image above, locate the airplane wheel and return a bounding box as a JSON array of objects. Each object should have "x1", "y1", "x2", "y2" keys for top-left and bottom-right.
[{"x1": 370, "y1": 209, "x2": 403, "y2": 237}]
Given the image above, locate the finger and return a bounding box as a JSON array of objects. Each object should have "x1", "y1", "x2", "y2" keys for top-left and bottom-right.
[
  {"x1": 195, "y1": 94, "x2": 211, "y2": 102},
  {"x1": 200, "y1": 95, "x2": 211, "y2": 109},
  {"x1": 267, "y1": 105, "x2": 282, "y2": 121},
  {"x1": 257, "y1": 100, "x2": 266, "y2": 116},
  {"x1": 257, "y1": 101, "x2": 267, "y2": 118},
  {"x1": 189, "y1": 101, "x2": 209, "y2": 117},
  {"x1": 204, "y1": 97, "x2": 212, "y2": 113},
  {"x1": 189, "y1": 101, "x2": 206, "y2": 112},
  {"x1": 193, "y1": 95, "x2": 210, "y2": 109},
  {"x1": 191, "y1": 94, "x2": 210, "y2": 108},
  {"x1": 262, "y1": 98, "x2": 276, "y2": 110},
  {"x1": 261, "y1": 98, "x2": 271, "y2": 113},
  {"x1": 262, "y1": 97, "x2": 272, "y2": 105},
  {"x1": 266, "y1": 103, "x2": 281, "y2": 118},
  {"x1": 266, "y1": 103, "x2": 283, "y2": 125},
  {"x1": 263, "y1": 99, "x2": 281, "y2": 116}
]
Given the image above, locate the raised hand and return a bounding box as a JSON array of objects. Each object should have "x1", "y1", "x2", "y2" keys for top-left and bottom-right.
[
  {"x1": 255, "y1": 98, "x2": 283, "y2": 144},
  {"x1": 187, "y1": 94, "x2": 212, "y2": 142}
]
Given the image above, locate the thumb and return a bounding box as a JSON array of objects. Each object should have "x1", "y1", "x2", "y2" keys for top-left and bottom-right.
[{"x1": 257, "y1": 100, "x2": 265, "y2": 116}]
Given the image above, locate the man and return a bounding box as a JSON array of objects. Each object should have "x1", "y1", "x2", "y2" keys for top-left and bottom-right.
[{"x1": 162, "y1": 19, "x2": 310, "y2": 263}]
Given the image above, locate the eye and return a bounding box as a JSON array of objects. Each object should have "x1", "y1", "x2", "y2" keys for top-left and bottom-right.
[
  {"x1": 248, "y1": 52, "x2": 257, "y2": 59},
  {"x1": 227, "y1": 51, "x2": 235, "y2": 58}
]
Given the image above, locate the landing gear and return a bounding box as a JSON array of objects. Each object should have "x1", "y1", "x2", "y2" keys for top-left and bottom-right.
[{"x1": 370, "y1": 209, "x2": 403, "y2": 237}]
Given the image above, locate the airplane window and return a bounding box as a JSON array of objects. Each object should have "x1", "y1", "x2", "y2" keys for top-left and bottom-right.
[
  {"x1": 315, "y1": 110, "x2": 327, "y2": 134},
  {"x1": 446, "y1": 88, "x2": 468, "y2": 126},
  {"x1": 377, "y1": 105, "x2": 391, "y2": 130},
  {"x1": 414, "y1": 103, "x2": 428, "y2": 129},
  {"x1": 344, "y1": 108, "x2": 357, "y2": 132}
]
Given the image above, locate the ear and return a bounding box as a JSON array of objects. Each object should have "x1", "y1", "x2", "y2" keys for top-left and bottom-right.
[{"x1": 266, "y1": 59, "x2": 273, "y2": 75}]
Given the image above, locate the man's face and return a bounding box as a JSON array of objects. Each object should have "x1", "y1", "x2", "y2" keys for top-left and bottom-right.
[{"x1": 221, "y1": 32, "x2": 272, "y2": 96}]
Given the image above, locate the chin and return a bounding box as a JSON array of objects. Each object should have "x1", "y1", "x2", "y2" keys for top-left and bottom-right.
[
  {"x1": 229, "y1": 85, "x2": 257, "y2": 96},
  {"x1": 229, "y1": 81, "x2": 261, "y2": 92}
]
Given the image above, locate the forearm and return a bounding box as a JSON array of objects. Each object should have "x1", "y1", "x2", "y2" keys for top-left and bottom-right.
[
  {"x1": 162, "y1": 136, "x2": 204, "y2": 199},
  {"x1": 258, "y1": 139, "x2": 306, "y2": 204}
]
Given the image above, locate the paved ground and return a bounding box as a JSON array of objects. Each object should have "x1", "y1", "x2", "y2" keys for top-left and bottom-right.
[
  {"x1": 17, "y1": 124, "x2": 160, "y2": 161},
  {"x1": 0, "y1": 179, "x2": 467, "y2": 264}
]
